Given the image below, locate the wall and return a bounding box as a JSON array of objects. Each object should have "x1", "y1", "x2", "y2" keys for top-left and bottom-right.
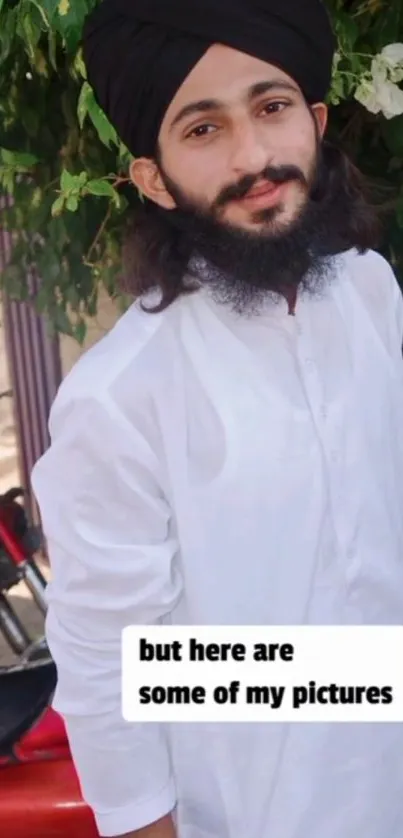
[
  {"x1": 0, "y1": 288, "x2": 121, "y2": 514},
  {"x1": 59, "y1": 287, "x2": 122, "y2": 377},
  {"x1": 0, "y1": 297, "x2": 20, "y2": 494},
  {"x1": 0, "y1": 288, "x2": 121, "y2": 503}
]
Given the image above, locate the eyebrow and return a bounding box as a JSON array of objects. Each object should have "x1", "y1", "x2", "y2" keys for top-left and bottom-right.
[{"x1": 169, "y1": 79, "x2": 299, "y2": 132}]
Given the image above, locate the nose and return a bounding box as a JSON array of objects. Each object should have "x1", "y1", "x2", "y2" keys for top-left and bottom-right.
[{"x1": 228, "y1": 120, "x2": 273, "y2": 177}]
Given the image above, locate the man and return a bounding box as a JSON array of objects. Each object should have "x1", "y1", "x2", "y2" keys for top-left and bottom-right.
[{"x1": 31, "y1": 1, "x2": 403, "y2": 837}]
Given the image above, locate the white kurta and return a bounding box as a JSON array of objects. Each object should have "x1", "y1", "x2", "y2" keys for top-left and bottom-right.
[{"x1": 32, "y1": 247, "x2": 403, "y2": 838}]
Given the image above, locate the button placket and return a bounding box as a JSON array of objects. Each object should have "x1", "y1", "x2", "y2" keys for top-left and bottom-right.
[{"x1": 296, "y1": 328, "x2": 324, "y2": 426}]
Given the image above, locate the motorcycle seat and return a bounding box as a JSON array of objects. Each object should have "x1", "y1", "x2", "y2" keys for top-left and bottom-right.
[
  {"x1": 0, "y1": 659, "x2": 57, "y2": 756},
  {"x1": 0, "y1": 758, "x2": 99, "y2": 838}
]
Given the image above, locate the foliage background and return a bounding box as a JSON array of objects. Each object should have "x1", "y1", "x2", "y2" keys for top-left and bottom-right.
[{"x1": 0, "y1": 0, "x2": 402, "y2": 342}]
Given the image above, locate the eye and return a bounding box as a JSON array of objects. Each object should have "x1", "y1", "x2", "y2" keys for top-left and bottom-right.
[
  {"x1": 186, "y1": 124, "x2": 218, "y2": 139},
  {"x1": 260, "y1": 101, "x2": 289, "y2": 116}
]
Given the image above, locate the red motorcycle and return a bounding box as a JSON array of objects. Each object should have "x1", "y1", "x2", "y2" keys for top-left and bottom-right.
[{"x1": 0, "y1": 488, "x2": 99, "y2": 837}]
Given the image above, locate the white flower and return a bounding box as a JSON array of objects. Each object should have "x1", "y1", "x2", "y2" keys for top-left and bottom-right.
[
  {"x1": 354, "y1": 77, "x2": 383, "y2": 115},
  {"x1": 375, "y1": 79, "x2": 403, "y2": 118},
  {"x1": 354, "y1": 44, "x2": 403, "y2": 119},
  {"x1": 381, "y1": 43, "x2": 403, "y2": 68},
  {"x1": 371, "y1": 54, "x2": 388, "y2": 85},
  {"x1": 389, "y1": 66, "x2": 403, "y2": 83},
  {"x1": 380, "y1": 43, "x2": 403, "y2": 83},
  {"x1": 355, "y1": 76, "x2": 403, "y2": 119}
]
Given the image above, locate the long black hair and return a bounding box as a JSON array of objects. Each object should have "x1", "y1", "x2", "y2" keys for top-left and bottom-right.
[{"x1": 120, "y1": 141, "x2": 382, "y2": 313}]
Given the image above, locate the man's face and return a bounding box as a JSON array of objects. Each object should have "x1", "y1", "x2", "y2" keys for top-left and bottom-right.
[{"x1": 150, "y1": 44, "x2": 327, "y2": 233}]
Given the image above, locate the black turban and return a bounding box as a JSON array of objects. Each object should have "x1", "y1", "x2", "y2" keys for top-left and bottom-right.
[{"x1": 82, "y1": 0, "x2": 336, "y2": 159}]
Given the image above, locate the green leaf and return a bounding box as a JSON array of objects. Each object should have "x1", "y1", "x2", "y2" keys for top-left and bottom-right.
[
  {"x1": 329, "y1": 72, "x2": 345, "y2": 105},
  {"x1": 0, "y1": 263, "x2": 25, "y2": 296},
  {"x1": 74, "y1": 48, "x2": 87, "y2": 80},
  {"x1": 0, "y1": 149, "x2": 39, "y2": 167},
  {"x1": 51, "y1": 195, "x2": 65, "y2": 217},
  {"x1": 334, "y1": 13, "x2": 360, "y2": 54},
  {"x1": 77, "y1": 80, "x2": 92, "y2": 129},
  {"x1": 73, "y1": 319, "x2": 87, "y2": 345},
  {"x1": 86, "y1": 178, "x2": 119, "y2": 201},
  {"x1": 66, "y1": 194, "x2": 79, "y2": 212},
  {"x1": 52, "y1": 304, "x2": 74, "y2": 336},
  {"x1": 118, "y1": 142, "x2": 134, "y2": 168},
  {"x1": 58, "y1": 0, "x2": 70, "y2": 16},
  {"x1": 48, "y1": 217, "x2": 70, "y2": 250},
  {"x1": 0, "y1": 170, "x2": 15, "y2": 194},
  {"x1": 26, "y1": 0, "x2": 50, "y2": 30},
  {"x1": 38, "y1": 0, "x2": 60, "y2": 22},
  {"x1": 85, "y1": 291, "x2": 98, "y2": 318},
  {"x1": 60, "y1": 168, "x2": 77, "y2": 192},
  {"x1": 48, "y1": 28, "x2": 57, "y2": 70},
  {"x1": 0, "y1": 7, "x2": 18, "y2": 61},
  {"x1": 85, "y1": 86, "x2": 119, "y2": 149},
  {"x1": 21, "y1": 13, "x2": 41, "y2": 60},
  {"x1": 34, "y1": 287, "x2": 53, "y2": 315},
  {"x1": 31, "y1": 187, "x2": 43, "y2": 208},
  {"x1": 66, "y1": 285, "x2": 81, "y2": 309},
  {"x1": 46, "y1": 0, "x2": 90, "y2": 52}
]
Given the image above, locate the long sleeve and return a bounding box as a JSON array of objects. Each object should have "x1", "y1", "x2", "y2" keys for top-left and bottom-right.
[
  {"x1": 391, "y1": 267, "x2": 403, "y2": 354},
  {"x1": 349, "y1": 249, "x2": 403, "y2": 361},
  {"x1": 31, "y1": 391, "x2": 183, "y2": 837},
  {"x1": 380, "y1": 252, "x2": 403, "y2": 354}
]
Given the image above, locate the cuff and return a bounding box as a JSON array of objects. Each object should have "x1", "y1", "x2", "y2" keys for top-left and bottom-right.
[{"x1": 93, "y1": 778, "x2": 177, "y2": 837}]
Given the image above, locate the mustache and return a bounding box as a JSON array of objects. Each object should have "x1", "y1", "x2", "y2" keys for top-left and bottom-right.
[{"x1": 214, "y1": 164, "x2": 308, "y2": 209}]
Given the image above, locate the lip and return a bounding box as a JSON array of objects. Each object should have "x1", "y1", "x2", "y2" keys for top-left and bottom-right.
[{"x1": 236, "y1": 181, "x2": 286, "y2": 211}]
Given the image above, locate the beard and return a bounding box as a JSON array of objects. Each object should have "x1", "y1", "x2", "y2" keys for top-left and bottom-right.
[{"x1": 153, "y1": 138, "x2": 356, "y2": 316}]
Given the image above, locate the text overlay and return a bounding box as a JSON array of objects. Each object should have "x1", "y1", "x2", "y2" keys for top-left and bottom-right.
[{"x1": 121, "y1": 626, "x2": 403, "y2": 723}]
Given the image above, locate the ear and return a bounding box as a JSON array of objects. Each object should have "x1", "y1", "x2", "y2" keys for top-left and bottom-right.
[
  {"x1": 310, "y1": 102, "x2": 328, "y2": 139},
  {"x1": 129, "y1": 158, "x2": 176, "y2": 210}
]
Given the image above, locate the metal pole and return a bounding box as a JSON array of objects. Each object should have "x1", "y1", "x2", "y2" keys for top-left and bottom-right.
[{"x1": 0, "y1": 196, "x2": 62, "y2": 525}]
